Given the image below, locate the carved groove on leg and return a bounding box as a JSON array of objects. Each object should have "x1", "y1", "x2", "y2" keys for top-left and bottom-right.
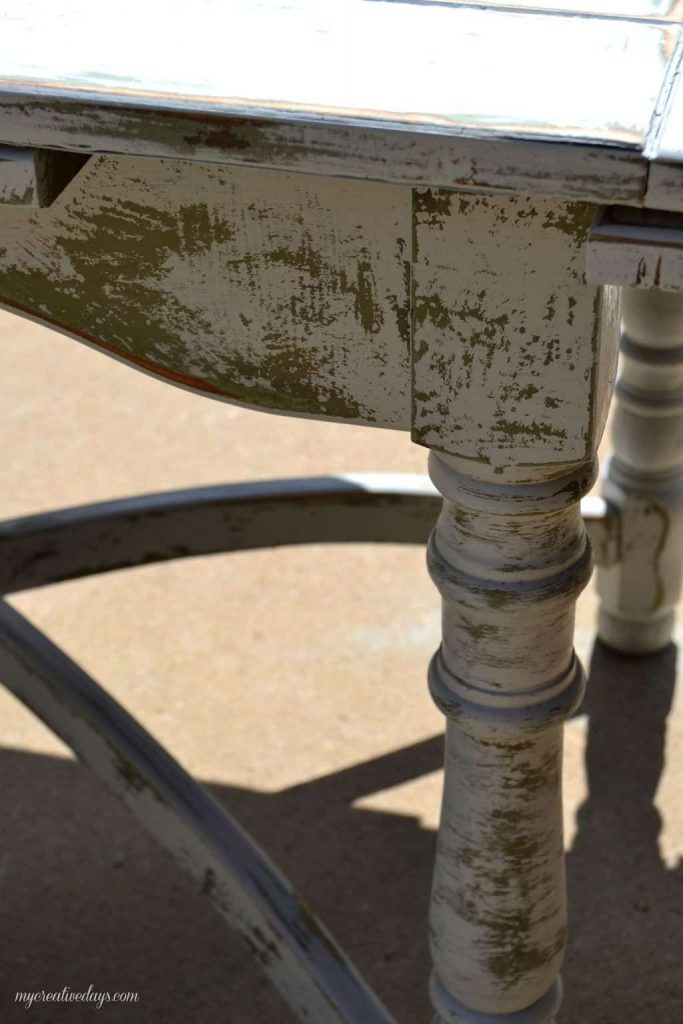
[
  {"x1": 429, "y1": 650, "x2": 585, "y2": 737},
  {"x1": 426, "y1": 453, "x2": 594, "y2": 1022}
]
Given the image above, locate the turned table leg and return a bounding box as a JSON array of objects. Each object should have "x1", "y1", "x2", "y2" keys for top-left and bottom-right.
[
  {"x1": 410, "y1": 189, "x2": 620, "y2": 1021},
  {"x1": 426, "y1": 453, "x2": 595, "y2": 1023},
  {"x1": 598, "y1": 289, "x2": 683, "y2": 653}
]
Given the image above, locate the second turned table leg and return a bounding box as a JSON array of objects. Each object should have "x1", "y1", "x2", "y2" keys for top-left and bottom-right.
[
  {"x1": 598, "y1": 289, "x2": 683, "y2": 654},
  {"x1": 425, "y1": 453, "x2": 595, "y2": 1024}
]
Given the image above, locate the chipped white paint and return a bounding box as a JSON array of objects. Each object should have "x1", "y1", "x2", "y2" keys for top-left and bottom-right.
[
  {"x1": 0, "y1": 153, "x2": 628, "y2": 1022},
  {"x1": 0, "y1": 1, "x2": 674, "y2": 147},
  {"x1": 0, "y1": 144, "x2": 88, "y2": 208},
  {"x1": 418, "y1": 199, "x2": 620, "y2": 1020},
  {"x1": 645, "y1": 161, "x2": 683, "y2": 212},
  {"x1": 0, "y1": 4, "x2": 682, "y2": 206},
  {"x1": 586, "y1": 206, "x2": 683, "y2": 292},
  {"x1": 0, "y1": 101, "x2": 650, "y2": 205},
  {"x1": 0, "y1": 6, "x2": 679, "y2": 1007},
  {"x1": 642, "y1": 21, "x2": 683, "y2": 209},
  {"x1": 598, "y1": 289, "x2": 683, "y2": 652},
  {"x1": 0, "y1": 145, "x2": 38, "y2": 205},
  {"x1": 0, "y1": 157, "x2": 411, "y2": 425},
  {"x1": 644, "y1": 23, "x2": 683, "y2": 168},
  {"x1": 412, "y1": 191, "x2": 620, "y2": 475},
  {"x1": 427, "y1": 455, "x2": 596, "y2": 1022}
]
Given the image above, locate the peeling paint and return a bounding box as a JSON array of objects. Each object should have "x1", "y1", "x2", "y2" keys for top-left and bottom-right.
[
  {"x1": 0, "y1": 155, "x2": 412, "y2": 427},
  {"x1": 411, "y1": 191, "x2": 611, "y2": 474}
]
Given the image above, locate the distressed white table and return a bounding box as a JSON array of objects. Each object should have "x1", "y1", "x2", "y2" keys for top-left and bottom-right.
[{"x1": 1, "y1": 2, "x2": 682, "y2": 1021}]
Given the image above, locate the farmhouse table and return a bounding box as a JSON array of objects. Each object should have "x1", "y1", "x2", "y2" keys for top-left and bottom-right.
[{"x1": 1, "y1": 2, "x2": 682, "y2": 1021}]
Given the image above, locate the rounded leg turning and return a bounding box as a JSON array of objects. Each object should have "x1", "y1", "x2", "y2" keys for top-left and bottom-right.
[
  {"x1": 426, "y1": 454, "x2": 594, "y2": 1024},
  {"x1": 598, "y1": 289, "x2": 683, "y2": 654}
]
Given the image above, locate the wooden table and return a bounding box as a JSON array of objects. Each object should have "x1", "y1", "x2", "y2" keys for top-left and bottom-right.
[{"x1": 1, "y1": 2, "x2": 681, "y2": 1021}]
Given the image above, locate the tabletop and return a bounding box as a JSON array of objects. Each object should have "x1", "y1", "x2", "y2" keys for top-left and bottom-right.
[
  {"x1": 0, "y1": 1, "x2": 682, "y2": 207},
  {"x1": 0, "y1": 0, "x2": 681, "y2": 452}
]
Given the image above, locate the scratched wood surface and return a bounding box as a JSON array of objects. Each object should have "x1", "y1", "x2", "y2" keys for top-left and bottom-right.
[
  {"x1": 0, "y1": 2, "x2": 681, "y2": 207},
  {"x1": 0, "y1": 112, "x2": 650, "y2": 208},
  {"x1": 1, "y1": 158, "x2": 629, "y2": 455},
  {"x1": 0, "y1": 6, "x2": 678, "y2": 1022},
  {"x1": 412, "y1": 191, "x2": 620, "y2": 472},
  {"x1": 0, "y1": 1, "x2": 674, "y2": 145},
  {"x1": 0, "y1": 158, "x2": 411, "y2": 425},
  {"x1": 420, "y1": 215, "x2": 619, "y2": 1016}
]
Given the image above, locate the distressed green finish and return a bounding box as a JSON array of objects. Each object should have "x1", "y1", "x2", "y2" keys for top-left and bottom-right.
[
  {"x1": 0, "y1": 156, "x2": 411, "y2": 425},
  {"x1": 427, "y1": 455, "x2": 597, "y2": 1022},
  {"x1": 0, "y1": 1, "x2": 682, "y2": 1019},
  {"x1": 0, "y1": 145, "x2": 627, "y2": 1024},
  {"x1": 417, "y1": 190, "x2": 621, "y2": 1022},
  {"x1": 412, "y1": 190, "x2": 620, "y2": 474},
  {"x1": 0, "y1": 96, "x2": 650, "y2": 205}
]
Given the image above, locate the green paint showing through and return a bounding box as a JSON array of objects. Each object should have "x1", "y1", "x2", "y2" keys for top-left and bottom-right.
[
  {"x1": 542, "y1": 203, "x2": 594, "y2": 242},
  {"x1": 646, "y1": 502, "x2": 671, "y2": 612},
  {"x1": 492, "y1": 418, "x2": 567, "y2": 442},
  {"x1": 0, "y1": 157, "x2": 411, "y2": 423},
  {"x1": 114, "y1": 751, "x2": 166, "y2": 804},
  {"x1": 411, "y1": 189, "x2": 602, "y2": 463}
]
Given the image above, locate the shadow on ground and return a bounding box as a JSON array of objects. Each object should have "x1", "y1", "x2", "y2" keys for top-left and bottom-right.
[{"x1": 0, "y1": 642, "x2": 680, "y2": 1022}]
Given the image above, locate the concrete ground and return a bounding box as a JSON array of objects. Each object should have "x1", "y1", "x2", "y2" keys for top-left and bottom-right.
[{"x1": 0, "y1": 310, "x2": 680, "y2": 1023}]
